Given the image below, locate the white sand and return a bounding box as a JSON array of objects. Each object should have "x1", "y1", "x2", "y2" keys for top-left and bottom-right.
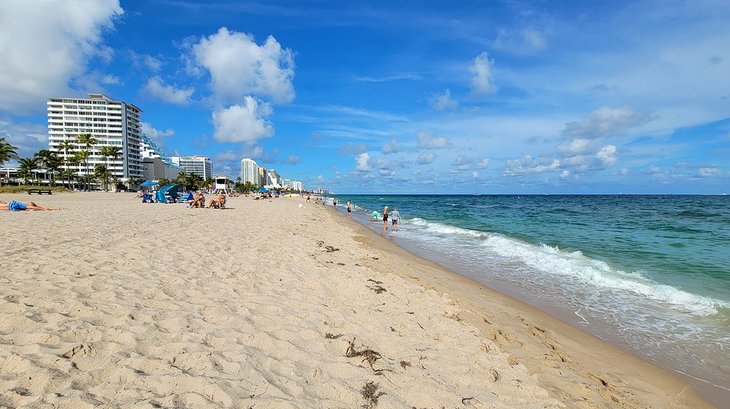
[{"x1": 0, "y1": 193, "x2": 711, "y2": 408}]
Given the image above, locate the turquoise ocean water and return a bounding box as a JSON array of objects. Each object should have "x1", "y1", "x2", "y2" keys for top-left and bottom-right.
[{"x1": 334, "y1": 195, "x2": 729, "y2": 400}]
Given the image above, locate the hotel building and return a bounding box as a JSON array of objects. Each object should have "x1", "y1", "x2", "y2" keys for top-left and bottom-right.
[
  {"x1": 240, "y1": 158, "x2": 262, "y2": 187},
  {"x1": 47, "y1": 93, "x2": 144, "y2": 180},
  {"x1": 171, "y1": 155, "x2": 213, "y2": 180}
]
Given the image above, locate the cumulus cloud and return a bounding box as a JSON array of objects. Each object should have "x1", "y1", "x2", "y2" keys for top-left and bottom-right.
[
  {"x1": 698, "y1": 167, "x2": 721, "y2": 177},
  {"x1": 284, "y1": 155, "x2": 301, "y2": 164},
  {"x1": 141, "y1": 122, "x2": 175, "y2": 141},
  {"x1": 143, "y1": 76, "x2": 194, "y2": 105},
  {"x1": 417, "y1": 131, "x2": 450, "y2": 149},
  {"x1": 470, "y1": 51, "x2": 496, "y2": 96},
  {"x1": 557, "y1": 138, "x2": 591, "y2": 155},
  {"x1": 212, "y1": 96, "x2": 274, "y2": 143},
  {"x1": 560, "y1": 170, "x2": 570, "y2": 179},
  {"x1": 355, "y1": 152, "x2": 371, "y2": 172},
  {"x1": 452, "y1": 155, "x2": 473, "y2": 171},
  {"x1": 596, "y1": 144, "x2": 617, "y2": 166},
  {"x1": 382, "y1": 139, "x2": 398, "y2": 154},
  {"x1": 213, "y1": 150, "x2": 239, "y2": 161},
  {"x1": 417, "y1": 152, "x2": 435, "y2": 165},
  {"x1": 504, "y1": 155, "x2": 560, "y2": 176},
  {"x1": 562, "y1": 106, "x2": 652, "y2": 139},
  {"x1": 0, "y1": 0, "x2": 123, "y2": 113},
  {"x1": 429, "y1": 89, "x2": 458, "y2": 111},
  {"x1": 493, "y1": 28, "x2": 547, "y2": 54},
  {"x1": 191, "y1": 27, "x2": 295, "y2": 104}
]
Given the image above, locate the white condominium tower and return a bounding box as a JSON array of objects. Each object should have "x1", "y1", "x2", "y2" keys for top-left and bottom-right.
[
  {"x1": 47, "y1": 93, "x2": 144, "y2": 180},
  {"x1": 171, "y1": 155, "x2": 213, "y2": 180},
  {"x1": 240, "y1": 158, "x2": 261, "y2": 186}
]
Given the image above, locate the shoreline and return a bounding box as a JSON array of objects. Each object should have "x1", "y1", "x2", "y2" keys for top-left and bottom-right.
[{"x1": 0, "y1": 192, "x2": 714, "y2": 408}]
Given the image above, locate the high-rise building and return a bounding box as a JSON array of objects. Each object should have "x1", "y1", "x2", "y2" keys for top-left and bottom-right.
[
  {"x1": 240, "y1": 158, "x2": 261, "y2": 186},
  {"x1": 265, "y1": 168, "x2": 282, "y2": 188},
  {"x1": 171, "y1": 155, "x2": 213, "y2": 180},
  {"x1": 47, "y1": 93, "x2": 144, "y2": 181}
]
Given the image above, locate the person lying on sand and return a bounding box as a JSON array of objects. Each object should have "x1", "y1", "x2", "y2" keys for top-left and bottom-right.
[{"x1": 0, "y1": 200, "x2": 60, "y2": 211}]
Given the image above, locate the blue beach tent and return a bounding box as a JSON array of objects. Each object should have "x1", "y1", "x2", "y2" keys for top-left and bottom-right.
[{"x1": 156, "y1": 184, "x2": 180, "y2": 203}]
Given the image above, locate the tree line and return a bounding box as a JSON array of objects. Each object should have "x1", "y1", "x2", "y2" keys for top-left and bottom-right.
[{"x1": 0, "y1": 134, "x2": 121, "y2": 191}]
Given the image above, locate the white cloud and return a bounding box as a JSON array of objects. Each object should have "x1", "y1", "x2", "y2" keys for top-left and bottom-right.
[
  {"x1": 475, "y1": 159, "x2": 490, "y2": 169},
  {"x1": 192, "y1": 27, "x2": 295, "y2": 104},
  {"x1": 698, "y1": 167, "x2": 721, "y2": 177},
  {"x1": 417, "y1": 152, "x2": 435, "y2": 165},
  {"x1": 382, "y1": 139, "x2": 398, "y2": 154},
  {"x1": 560, "y1": 170, "x2": 570, "y2": 179},
  {"x1": 470, "y1": 51, "x2": 496, "y2": 96},
  {"x1": 285, "y1": 155, "x2": 301, "y2": 164},
  {"x1": 0, "y1": 120, "x2": 48, "y2": 159},
  {"x1": 557, "y1": 138, "x2": 591, "y2": 155},
  {"x1": 141, "y1": 122, "x2": 174, "y2": 141},
  {"x1": 417, "y1": 131, "x2": 450, "y2": 149},
  {"x1": 504, "y1": 155, "x2": 560, "y2": 176},
  {"x1": 493, "y1": 28, "x2": 547, "y2": 54},
  {"x1": 0, "y1": 0, "x2": 123, "y2": 114},
  {"x1": 452, "y1": 155, "x2": 473, "y2": 171},
  {"x1": 562, "y1": 106, "x2": 653, "y2": 139},
  {"x1": 596, "y1": 144, "x2": 617, "y2": 166},
  {"x1": 143, "y1": 76, "x2": 194, "y2": 105},
  {"x1": 212, "y1": 96, "x2": 274, "y2": 143},
  {"x1": 429, "y1": 89, "x2": 458, "y2": 111},
  {"x1": 356, "y1": 152, "x2": 371, "y2": 172}
]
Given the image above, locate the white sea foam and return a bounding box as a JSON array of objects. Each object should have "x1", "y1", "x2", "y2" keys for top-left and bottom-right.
[{"x1": 407, "y1": 218, "x2": 729, "y2": 316}]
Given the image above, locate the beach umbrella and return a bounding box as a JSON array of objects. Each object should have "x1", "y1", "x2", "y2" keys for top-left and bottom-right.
[
  {"x1": 258, "y1": 187, "x2": 269, "y2": 192},
  {"x1": 140, "y1": 180, "x2": 157, "y2": 186}
]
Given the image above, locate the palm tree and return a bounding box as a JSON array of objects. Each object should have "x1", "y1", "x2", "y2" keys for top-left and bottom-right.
[
  {"x1": 74, "y1": 150, "x2": 89, "y2": 189},
  {"x1": 0, "y1": 137, "x2": 18, "y2": 167},
  {"x1": 76, "y1": 133, "x2": 98, "y2": 191},
  {"x1": 67, "y1": 154, "x2": 81, "y2": 190},
  {"x1": 18, "y1": 157, "x2": 38, "y2": 185},
  {"x1": 57, "y1": 140, "x2": 74, "y2": 189},
  {"x1": 94, "y1": 164, "x2": 112, "y2": 190},
  {"x1": 34, "y1": 149, "x2": 62, "y2": 186},
  {"x1": 99, "y1": 146, "x2": 122, "y2": 191}
]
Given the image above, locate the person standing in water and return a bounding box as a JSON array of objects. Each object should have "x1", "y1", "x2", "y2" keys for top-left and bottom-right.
[
  {"x1": 389, "y1": 207, "x2": 401, "y2": 232},
  {"x1": 381, "y1": 206, "x2": 389, "y2": 235},
  {"x1": 346, "y1": 199, "x2": 352, "y2": 219}
]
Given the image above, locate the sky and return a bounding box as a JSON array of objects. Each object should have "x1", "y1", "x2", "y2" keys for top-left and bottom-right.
[{"x1": 0, "y1": 0, "x2": 728, "y2": 194}]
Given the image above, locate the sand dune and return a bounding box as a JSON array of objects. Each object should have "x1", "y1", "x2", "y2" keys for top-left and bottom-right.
[{"x1": 0, "y1": 193, "x2": 711, "y2": 408}]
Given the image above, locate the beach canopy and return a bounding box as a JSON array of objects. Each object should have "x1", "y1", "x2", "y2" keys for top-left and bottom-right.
[
  {"x1": 258, "y1": 187, "x2": 269, "y2": 192},
  {"x1": 140, "y1": 180, "x2": 157, "y2": 186},
  {"x1": 156, "y1": 184, "x2": 180, "y2": 203}
]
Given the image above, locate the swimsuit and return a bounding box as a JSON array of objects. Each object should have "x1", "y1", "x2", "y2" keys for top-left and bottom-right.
[
  {"x1": 383, "y1": 214, "x2": 388, "y2": 221},
  {"x1": 7, "y1": 201, "x2": 27, "y2": 211}
]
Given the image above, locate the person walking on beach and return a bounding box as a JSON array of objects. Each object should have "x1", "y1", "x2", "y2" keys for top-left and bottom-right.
[
  {"x1": 346, "y1": 199, "x2": 352, "y2": 219},
  {"x1": 0, "y1": 200, "x2": 59, "y2": 211},
  {"x1": 390, "y1": 207, "x2": 401, "y2": 232},
  {"x1": 382, "y1": 206, "x2": 389, "y2": 235}
]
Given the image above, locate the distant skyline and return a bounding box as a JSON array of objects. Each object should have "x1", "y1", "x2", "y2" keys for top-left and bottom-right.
[{"x1": 1, "y1": 0, "x2": 728, "y2": 194}]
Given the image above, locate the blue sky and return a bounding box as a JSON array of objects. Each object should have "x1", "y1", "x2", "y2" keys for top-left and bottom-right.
[{"x1": 1, "y1": 0, "x2": 728, "y2": 194}]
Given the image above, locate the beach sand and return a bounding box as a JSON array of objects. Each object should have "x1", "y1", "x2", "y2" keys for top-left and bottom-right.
[{"x1": 0, "y1": 192, "x2": 712, "y2": 408}]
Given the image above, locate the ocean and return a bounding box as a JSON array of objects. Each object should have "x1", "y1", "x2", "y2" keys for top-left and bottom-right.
[{"x1": 332, "y1": 194, "x2": 730, "y2": 400}]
